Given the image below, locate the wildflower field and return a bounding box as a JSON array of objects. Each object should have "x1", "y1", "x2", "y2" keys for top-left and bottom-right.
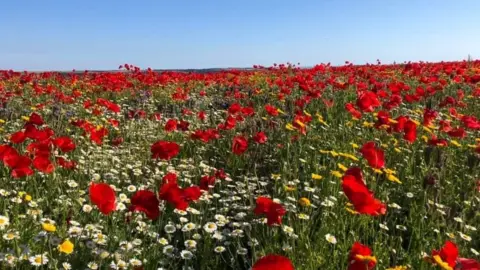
[{"x1": 0, "y1": 61, "x2": 479, "y2": 270}]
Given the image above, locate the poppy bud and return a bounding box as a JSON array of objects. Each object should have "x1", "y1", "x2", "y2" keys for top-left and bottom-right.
[{"x1": 423, "y1": 174, "x2": 437, "y2": 189}]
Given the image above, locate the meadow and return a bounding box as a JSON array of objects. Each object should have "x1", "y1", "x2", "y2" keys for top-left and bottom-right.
[{"x1": 0, "y1": 61, "x2": 479, "y2": 269}]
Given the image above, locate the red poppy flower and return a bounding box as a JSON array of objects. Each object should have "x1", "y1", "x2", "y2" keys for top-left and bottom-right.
[
  {"x1": 440, "y1": 120, "x2": 453, "y2": 132},
  {"x1": 151, "y1": 141, "x2": 180, "y2": 160},
  {"x1": 254, "y1": 197, "x2": 286, "y2": 226},
  {"x1": 423, "y1": 109, "x2": 438, "y2": 126},
  {"x1": 214, "y1": 168, "x2": 227, "y2": 180},
  {"x1": 11, "y1": 167, "x2": 34, "y2": 178},
  {"x1": 392, "y1": 116, "x2": 408, "y2": 133},
  {"x1": 458, "y1": 258, "x2": 480, "y2": 269},
  {"x1": 111, "y1": 137, "x2": 124, "y2": 147},
  {"x1": 10, "y1": 131, "x2": 27, "y2": 144},
  {"x1": 33, "y1": 156, "x2": 55, "y2": 174},
  {"x1": 90, "y1": 127, "x2": 108, "y2": 145},
  {"x1": 200, "y1": 175, "x2": 216, "y2": 191},
  {"x1": 345, "y1": 103, "x2": 362, "y2": 119},
  {"x1": 403, "y1": 120, "x2": 417, "y2": 143},
  {"x1": 253, "y1": 131, "x2": 268, "y2": 144},
  {"x1": 348, "y1": 242, "x2": 377, "y2": 270},
  {"x1": 197, "y1": 111, "x2": 206, "y2": 121},
  {"x1": 53, "y1": 137, "x2": 76, "y2": 152},
  {"x1": 108, "y1": 119, "x2": 120, "y2": 127},
  {"x1": 232, "y1": 136, "x2": 248, "y2": 155},
  {"x1": 191, "y1": 129, "x2": 220, "y2": 143},
  {"x1": 252, "y1": 254, "x2": 294, "y2": 270},
  {"x1": 431, "y1": 241, "x2": 458, "y2": 269},
  {"x1": 241, "y1": 106, "x2": 255, "y2": 117},
  {"x1": 342, "y1": 168, "x2": 386, "y2": 216},
  {"x1": 428, "y1": 137, "x2": 448, "y2": 147},
  {"x1": 360, "y1": 142, "x2": 385, "y2": 169},
  {"x1": 151, "y1": 112, "x2": 162, "y2": 121},
  {"x1": 374, "y1": 111, "x2": 390, "y2": 129},
  {"x1": 228, "y1": 103, "x2": 242, "y2": 115},
  {"x1": 221, "y1": 115, "x2": 236, "y2": 130},
  {"x1": 89, "y1": 182, "x2": 116, "y2": 215},
  {"x1": 28, "y1": 112, "x2": 44, "y2": 126},
  {"x1": 159, "y1": 182, "x2": 201, "y2": 210},
  {"x1": 178, "y1": 120, "x2": 190, "y2": 131},
  {"x1": 162, "y1": 172, "x2": 178, "y2": 184},
  {"x1": 182, "y1": 108, "x2": 193, "y2": 116},
  {"x1": 56, "y1": 157, "x2": 77, "y2": 170},
  {"x1": 447, "y1": 128, "x2": 466, "y2": 139},
  {"x1": 129, "y1": 190, "x2": 160, "y2": 220},
  {"x1": 461, "y1": 115, "x2": 480, "y2": 130},
  {"x1": 25, "y1": 125, "x2": 53, "y2": 141},
  {"x1": 164, "y1": 119, "x2": 177, "y2": 132},
  {"x1": 97, "y1": 98, "x2": 120, "y2": 113},
  {"x1": 356, "y1": 91, "x2": 381, "y2": 112},
  {"x1": 265, "y1": 104, "x2": 279, "y2": 116}
]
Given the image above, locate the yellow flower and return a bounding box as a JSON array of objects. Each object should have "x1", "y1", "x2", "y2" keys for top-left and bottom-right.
[
  {"x1": 0, "y1": 119, "x2": 5, "y2": 124},
  {"x1": 363, "y1": 121, "x2": 374, "y2": 128},
  {"x1": 58, "y1": 239, "x2": 74, "y2": 254},
  {"x1": 391, "y1": 138, "x2": 398, "y2": 146},
  {"x1": 277, "y1": 109, "x2": 285, "y2": 114},
  {"x1": 294, "y1": 119, "x2": 305, "y2": 128},
  {"x1": 284, "y1": 185, "x2": 296, "y2": 192},
  {"x1": 394, "y1": 147, "x2": 402, "y2": 153},
  {"x1": 386, "y1": 266, "x2": 409, "y2": 270},
  {"x1": 330, "y1": 171, "x2": 343, "y2": 178},
  {"x1": 342, "y1": 153, "x2": 359, "y2": 161},
  {"x1": 21, "y1": 116, "x2": 30, "y2": 121},
  {"x1": 42, "y1": 223, "x2": 56, "y2": 232},
  {"x1": 355, "y1": 254, "x2": 377, "y2": 264},
  {"x1": 432, "y1": 255, "x2": 453, "y2": 270},
  {"x1": 319, "y1": 149, "x2": 330, "y2": 154},
  {"x1": 311, "y1": 174, "x2": 323, "y2": 180},
  {"x1": 421, "y1": 135, "x2": 429, "y2": 143},
  {"x1": 285, "y1": 123, "x2": 295, "y2": 131},
  {"x1": 373, "y1": 168, "x2": 383, "y2": 174},
  {"x1": 411, "y1": 119, "x2": 421, "y2": 126},
  {"x1": 316, "y1": 113, "x2": 328, "y2": 126},
  {"x1": 303, "y1": 110, "x2": 311, "y2": 117},
  {"x1": 24, "y1": 194, "x2": 32, "y2": 201},
  {"x1": 330, "y1": 151, "x2": 339, "y2": 157},
  {"x1": 337, "y1": 163, "x2": 348, "y2": 172},
  {"x1": 345, "y1": 207, "x2": 358, "y2": 215},
  {"x1": 379, "y1": 124, "x2": 390, "y2": 130},
  {"x1": 383, "y1": 168, "x2": 396, "y2": 174},
  {"x1": 350, "y1": 142, "x2": 359, "y2": 149},
  {"x1": 261, "y1": 117, "x2": 268, "y2": 121},
  {"x1": 298, "y1": 197, "x2": 311, "y2": 207},
  {"x1": 423, "y1": 126, "x2": 434, "y2": 134},
  {"x1": 387, "y1": 174, "x2": 402, "y2": 184},
  {"x1": 388, "y1": 118, "x2": 398, "y2": 124},
  {"x1": 271, "y1": 174, "x2": 281, "y2": 180},
  {"x1": 450, "y1": 140, "x2": 461, "y2": 147}
]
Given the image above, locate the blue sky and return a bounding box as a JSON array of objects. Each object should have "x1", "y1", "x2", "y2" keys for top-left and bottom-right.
[{"x1": 1, "y1": 0, "x2": 479, "y2": 70}]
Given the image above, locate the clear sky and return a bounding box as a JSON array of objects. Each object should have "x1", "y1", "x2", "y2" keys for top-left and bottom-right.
[{"x1": 1, "y1": 0, "x2": 479, "y2": 71}]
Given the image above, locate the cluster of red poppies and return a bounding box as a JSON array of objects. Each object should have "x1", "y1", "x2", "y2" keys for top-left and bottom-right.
[{"x1": 1, "y1": 112, "x2": 76, "y2": 178}]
